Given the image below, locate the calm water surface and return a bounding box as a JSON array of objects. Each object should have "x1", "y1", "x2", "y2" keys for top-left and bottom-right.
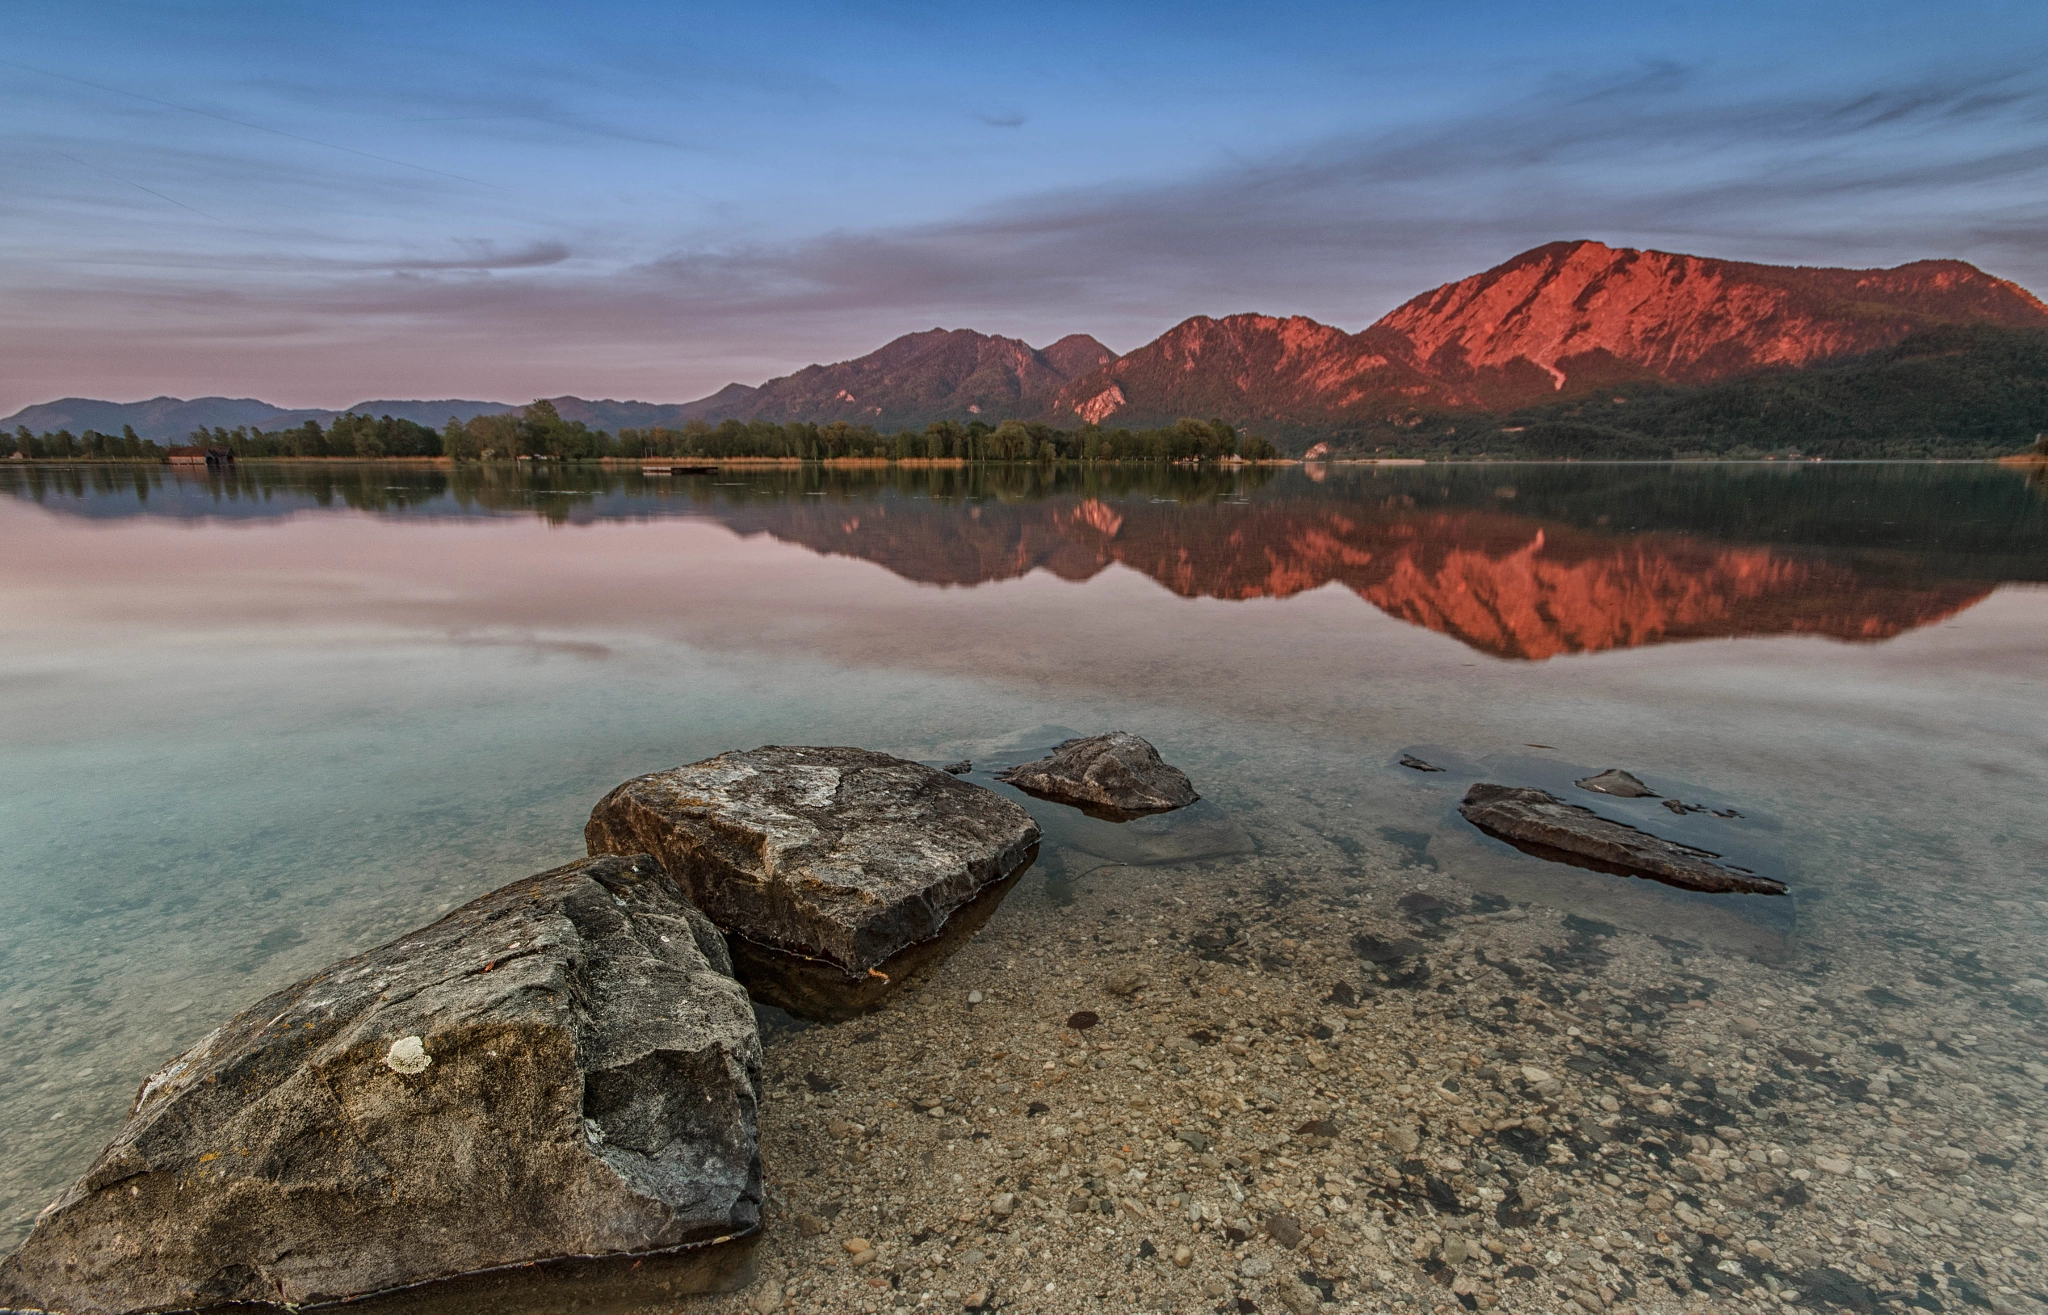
[{"x1": 2, "y1": 461, "x2": 2045, "y2": 1246}]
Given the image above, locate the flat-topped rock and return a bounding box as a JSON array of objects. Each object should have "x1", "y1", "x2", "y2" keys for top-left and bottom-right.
[
  {"x1": 996, "y1": 732, "x2": 1198, "y2": 820},
  {"x1": 0, "y1": 855, "x2": 763, "y2": 1315},
  {"x1": 1460, "y1": 783, "x2": 1787, "y2": 896},
  {"x1": 585, "y1": 747, "x2": 1040, "y2": 1017}
]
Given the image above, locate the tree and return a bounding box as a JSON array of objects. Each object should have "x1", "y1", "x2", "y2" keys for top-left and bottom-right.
[{"x1": 442, "y1": 417, "x2": 482, "y2": 461}]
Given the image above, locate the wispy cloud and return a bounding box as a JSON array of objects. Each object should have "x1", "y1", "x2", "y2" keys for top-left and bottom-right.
[
  {"x1": 5, "y1": 60, "x2": 2047, "y2": 409},
  {"x1": 362, "y1": 241, "x2": 573, "y2": 273},
  {"x1": 594, "y1": 63, "x2": 2048, "y2": 326}
]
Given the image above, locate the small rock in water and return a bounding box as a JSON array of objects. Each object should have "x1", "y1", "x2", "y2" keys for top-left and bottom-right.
[
  {"x1": 1459, "y1": 783, "x2": 1787, "y2": 895},
  {"x1": 1575, "y1": 769, "x2": 1658, "y2": 798},
  {"x1": 1274, "y1": 1274, "x2": 1322, "y2": 1315},
  {"x1": 996, "y1": 732, "x2": 1198, "y2": 819},
  {"x1": 1399, "y1": 753, "x2": 1445, "y2": 772},
  {"x1": 944, "y1": 761, "x2": 973, "y2": 775},
  {"x1": 1105, "y1": 971, "x2": 1146, "y2": 997}
]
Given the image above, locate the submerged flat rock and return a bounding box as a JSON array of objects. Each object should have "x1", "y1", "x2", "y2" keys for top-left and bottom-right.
[
  {"x1": 1460, "y1": 783, "x2": 1787, "y2": 896},
  {"x1": 996, "y1": 732, "x2": 1198, "y2": 819},
  {"x1": 0, "y1": 855, "x2": 763, "y2": 1315},
  {"x1": 585, "y1": 747, "x2": 1040, "y2": 1016},
  {"x1": 1576, "y1": 768, "x2": 1659, "y2": 798}
]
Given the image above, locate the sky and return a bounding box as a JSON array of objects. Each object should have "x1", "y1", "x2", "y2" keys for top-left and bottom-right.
[{"x1": 3, "y1": 0, "x2": 2047, "y2": 413}]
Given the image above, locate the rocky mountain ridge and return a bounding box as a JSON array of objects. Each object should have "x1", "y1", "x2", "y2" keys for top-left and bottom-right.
[
  {"x1": 12, "y1": 241, "x2": 2043, "y2": 445},
  {"x1": 1051, "y1": 240, "x2": 2048, "y2": 427}
]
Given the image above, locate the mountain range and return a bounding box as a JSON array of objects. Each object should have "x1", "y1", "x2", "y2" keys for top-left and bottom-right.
[{"x1": 10, "y1": 239, "x2": 2046, "y2": 448}]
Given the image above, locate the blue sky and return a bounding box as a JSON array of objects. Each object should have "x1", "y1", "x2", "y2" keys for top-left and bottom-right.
[{"x1": 3, "y1": 0, "x2": 2046, "y2": 411}]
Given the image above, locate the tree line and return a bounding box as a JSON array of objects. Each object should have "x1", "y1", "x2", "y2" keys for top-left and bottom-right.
[
  {"x1": 3, "y1": 402, "x2": 1280, "y2": 464},
  {"x1": 6, "y1": 425, "x2": 165, "y2": 461},
  {"x1": 449, "y1": 404, "x2": 1278, "y2": 464}
]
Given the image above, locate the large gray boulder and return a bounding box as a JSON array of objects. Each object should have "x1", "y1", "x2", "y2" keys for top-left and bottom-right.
[
  {"x1": 995, "y1": 732, "x2": 1198, "y2": 820},
  {"x1": 0, "y1": 855, "x2": 763, "y2": 1315},
  {"x1": 1459, "y1": 783, "x2": 1787, "y2": 896},
  {"x1": 585, "y1": 747, "x2": 1040, "y2": 1018}
]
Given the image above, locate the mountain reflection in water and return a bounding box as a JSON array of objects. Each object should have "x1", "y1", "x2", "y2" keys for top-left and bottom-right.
[
  {"x1": 718, "y1": 498, "x2": 1994, "y2": 659},
  {"x1": 6, "y1": 460, "x2": 2042, "y2": 660}
]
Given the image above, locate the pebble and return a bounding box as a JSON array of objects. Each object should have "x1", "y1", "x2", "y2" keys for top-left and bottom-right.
[
  {"x1": 1173, "y1": 1244, "x2": 1193, "y2": 1268},
  {"x1": 746, "y1": 1279, "x2": 783, "y2": 1314},
  {"x1": 1815, "y1": 1155, "x2": 1852, "y2": 1175},
  {"x1": 967, "y1": 990, "x2": 983, "y2": 1006}
]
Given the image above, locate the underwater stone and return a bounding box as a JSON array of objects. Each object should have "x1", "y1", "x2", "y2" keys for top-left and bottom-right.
[
  {"x1": 1574, "y1": 769, "x2": 1659, "y2": 798},
  {"x1": 1460, "y1": 783, "x2": 1787, "y2": 896},
  {"x1": 996, "y1": 732, "x2": 1199, "y2": 819}
]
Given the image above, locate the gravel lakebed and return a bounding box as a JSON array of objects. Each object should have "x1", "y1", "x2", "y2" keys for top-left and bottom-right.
[{"x1": 705, "y1": 847, "x2": 2048, "y2": 1315}]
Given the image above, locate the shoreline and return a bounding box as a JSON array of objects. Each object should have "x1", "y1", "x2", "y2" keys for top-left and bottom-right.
[{"x1": 2, "y1": 455, "x2": 2037, "y2": 470}]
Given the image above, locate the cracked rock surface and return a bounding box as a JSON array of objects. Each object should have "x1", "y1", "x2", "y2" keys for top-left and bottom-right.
[
  {"x1": 0, "y1": 854, "x2": 762, "y2": 1315},
  {"x1": 585, "y1": 747, "x2": 1041, "y2": 982}
]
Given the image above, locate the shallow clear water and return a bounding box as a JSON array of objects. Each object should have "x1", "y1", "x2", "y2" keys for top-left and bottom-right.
[{"x1": 1, "y1": 460, "x2": 2045, "y2": 1253}]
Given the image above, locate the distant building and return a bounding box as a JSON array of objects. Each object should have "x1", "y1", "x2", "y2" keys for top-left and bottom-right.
[{"x1": 167, "y1": 447, "x2": 234, "y2": 467}]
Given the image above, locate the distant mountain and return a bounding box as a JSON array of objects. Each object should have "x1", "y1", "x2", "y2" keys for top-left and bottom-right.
[
  {"x1": 341, "y1": 400, "x2": 519, "y2": 428},
  {"x1": 1, "y1": 396, "x2": 515, "y2": 442},
  {"x1": 543, "y1": 386, "x2": 759, "y2": 432},
  {"x1": 1482, "y1": 323, "x2": 2048, "y2": 460},
  {"x1": 12, "y1": 240, "x2": 2046, "y2": 454},
  {"x1": 1050, "y1": 240, "x2": 2048, "y2": 428},
  {"x1": 1050, "y1": 314, "x2": 1432, "y2": 429},
  {"x1": 699, "y1": 328, "x2": 1117, "y2": 430},
  {"x1": 3, "y1": 329, "x2": 1111, "y2": 442},
  {"x1": 1373, "y1": 240, "x2": 2048, "y2": 404}
]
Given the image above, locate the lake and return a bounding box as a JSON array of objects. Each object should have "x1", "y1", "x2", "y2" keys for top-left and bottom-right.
[{"x1": 2, "y1": 460, "x2": 2044, "y2": 1308}]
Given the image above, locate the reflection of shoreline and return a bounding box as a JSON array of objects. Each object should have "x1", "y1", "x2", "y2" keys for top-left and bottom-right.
[{"x1": 719, "y1": 498, "x2": 1992, "y2": 659}]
